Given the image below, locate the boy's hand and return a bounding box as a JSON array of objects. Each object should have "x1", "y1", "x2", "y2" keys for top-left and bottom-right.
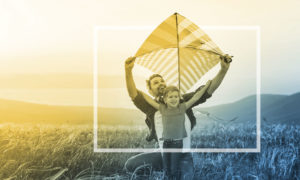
[{"x1": 125, "y1": 57, "x2": 136, "y2": 72}]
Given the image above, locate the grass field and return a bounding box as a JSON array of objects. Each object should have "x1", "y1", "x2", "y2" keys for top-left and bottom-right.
[{"x1": 0, "y1": 123, "x2": 299, "y2": 179}]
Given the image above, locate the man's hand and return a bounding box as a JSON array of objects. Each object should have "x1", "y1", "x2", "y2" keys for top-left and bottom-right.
[
  {"x1": 220, "y1": 54, "x2": 232, "y2": 72},
  {"x1": 205, "y1": 80, "x2": 212, "y2": 87},
  {"x1": 125, "y1": 56, "x2": 136, "y2": 72},
  {"x1": 125, "y1": 56, "x2": 138, "y2": 99}
]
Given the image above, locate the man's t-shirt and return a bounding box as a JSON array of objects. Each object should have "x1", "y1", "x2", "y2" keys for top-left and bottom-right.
[{"x1": 132, "y1": 85, "x2": 212, "y2": 141}]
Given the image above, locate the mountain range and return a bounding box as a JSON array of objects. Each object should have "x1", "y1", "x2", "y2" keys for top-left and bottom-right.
[
  {"x1": 0, "y1": 93, "x2": 299, "y2": 125},
  {"x1": 199, "y1": 92, "x2": 300, "y2": 125},
  {"x1": 0, "y1": 99, "x2": 144, "y2": 126}
]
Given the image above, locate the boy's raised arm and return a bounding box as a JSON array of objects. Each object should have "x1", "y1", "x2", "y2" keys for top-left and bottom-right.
[
  {"x1": 185, "y1": 80, "x2": 212, "y2": 109},
  {"x1": 141, "y1": 92, "x2": 159, "y2": 110}
]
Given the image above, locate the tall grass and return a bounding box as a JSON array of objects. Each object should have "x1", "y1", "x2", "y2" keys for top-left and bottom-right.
[{"x1": 0, "y1": 123, "x2": 299, "y2": 179}]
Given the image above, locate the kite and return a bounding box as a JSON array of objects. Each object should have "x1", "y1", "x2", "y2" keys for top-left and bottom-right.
[{"x1": 135, "y1": 13, "x2": 226, "y2": 93}]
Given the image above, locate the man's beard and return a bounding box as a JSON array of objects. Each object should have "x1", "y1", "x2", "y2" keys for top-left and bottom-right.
[{"x1": 157, "y1": 85, "x2": 166, "y2": 96}]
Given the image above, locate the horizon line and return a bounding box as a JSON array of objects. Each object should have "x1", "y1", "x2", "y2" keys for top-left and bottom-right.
[{"x1": 0, "y1": 92, "x2": 297, "y2": 109}]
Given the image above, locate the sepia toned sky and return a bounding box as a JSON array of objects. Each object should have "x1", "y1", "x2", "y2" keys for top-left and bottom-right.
[{"x1": 0, "y1": 0, "x2": 300, "y2": 107}]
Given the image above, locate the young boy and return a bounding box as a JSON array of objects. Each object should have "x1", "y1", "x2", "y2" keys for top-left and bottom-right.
[{"x1": 141, "y1": 80, "x2": 211, "y2": 179}]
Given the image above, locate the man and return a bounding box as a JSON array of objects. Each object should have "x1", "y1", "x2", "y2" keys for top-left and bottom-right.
[{"x1": 124, "y1": 55, "x2": 231, "y2": 179}]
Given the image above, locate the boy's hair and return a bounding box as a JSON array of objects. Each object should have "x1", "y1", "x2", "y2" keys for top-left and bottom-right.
[
  {"x1": 163, "y1": 85, "x2": 180, "y2": 98},
  {"x1": 146, "y1": 74, "x2": 163, "y2": 90}
]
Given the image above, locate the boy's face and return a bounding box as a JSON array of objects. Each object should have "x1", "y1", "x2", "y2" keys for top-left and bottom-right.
[{"x1": 164, "y1": 91, "x2": 180, "y2": 108}]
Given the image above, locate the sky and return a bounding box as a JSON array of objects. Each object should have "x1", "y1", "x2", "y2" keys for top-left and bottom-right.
[{"x1": 0, "y1": 0, "x2": 300, "y2": 107}]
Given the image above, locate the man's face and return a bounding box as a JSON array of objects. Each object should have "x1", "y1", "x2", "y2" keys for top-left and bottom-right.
[
  {"x1": 164, "y1": 91, "x2": 180, "y2": 108},
  {"x1": 149, "y1": 76, "x2": 166, "y2": 97}
]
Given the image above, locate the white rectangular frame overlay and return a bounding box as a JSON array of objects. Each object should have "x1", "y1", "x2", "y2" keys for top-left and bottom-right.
[{"x1": 93, "y1": 25, "x2": 261, "y2": 153}]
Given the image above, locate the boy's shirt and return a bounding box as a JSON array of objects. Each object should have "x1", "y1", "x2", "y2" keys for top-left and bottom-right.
[
  {"x1": 132, "y1": 85, "x2": 212, "y2": 141},
  {"x1": 154, "y1": 111, "x2": 191, "y2": 151}
]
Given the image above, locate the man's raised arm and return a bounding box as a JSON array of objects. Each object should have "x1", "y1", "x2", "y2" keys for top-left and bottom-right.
[
  {"x1": 125, "y1": 57, "x2": 138, "y2": 100},
  {"x1": 206, "y1": 54, "x2": 232, "y2": 95},
  {"x1": 183, "y1": 54, "x2": 232, "y2": 108}
]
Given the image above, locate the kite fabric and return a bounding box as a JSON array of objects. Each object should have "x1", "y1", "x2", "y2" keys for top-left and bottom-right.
[{"x1": 135, "y1": 13, "x2": 225, "y2": 93}]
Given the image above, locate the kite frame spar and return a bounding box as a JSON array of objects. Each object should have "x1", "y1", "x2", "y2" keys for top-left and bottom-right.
[{"x1": 175, "y1": 12, "x2": 182, "y2": 93}]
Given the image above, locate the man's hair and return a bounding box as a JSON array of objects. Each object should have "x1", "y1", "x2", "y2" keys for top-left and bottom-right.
[
  {"x1": 163, "y1": 85, "x2": 180, "y2": 98},
  {"x1": 146, "y1": 74, "x2": 163, "y2": 90}
]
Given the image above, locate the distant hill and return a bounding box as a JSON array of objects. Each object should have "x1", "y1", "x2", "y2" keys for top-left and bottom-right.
[
  {"x1": 0, "y1": 99, "x2": 145, "y2": 126},
  {"x1": 199, "y1": 93, "x2": 300, "y2": 125},
  {"x1": 1, "y1": 92, "x2": 299, "y2": 126},
  {"x1": 262, "y1": 92, "x2": 300, "y2": 124}
]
